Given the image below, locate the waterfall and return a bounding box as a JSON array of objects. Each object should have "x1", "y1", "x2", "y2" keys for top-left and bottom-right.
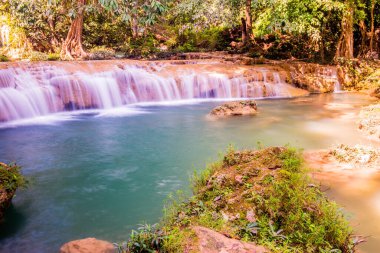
[{"x1": 0, "y1": 62, "x2": 305, "y2": 122}]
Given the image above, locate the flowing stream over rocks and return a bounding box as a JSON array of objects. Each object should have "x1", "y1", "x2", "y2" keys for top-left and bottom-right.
[
  {"x1": 1, "y1": 60, "x2": 377, "y2": 253},
  {"x1": 0, "y1": 60, "x2": 342, "y2": 123}
]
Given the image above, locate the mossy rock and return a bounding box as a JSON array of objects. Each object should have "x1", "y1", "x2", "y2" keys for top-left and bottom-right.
[
  {"x1": 118, "y1": 147, "x2": 355, "y2": 253},
  {"x1": 0, "y1": 163, "x2": 26, "y2": 222},
  {"x1": 160, "y1": 147, "x2": 355, "y2": 253}
]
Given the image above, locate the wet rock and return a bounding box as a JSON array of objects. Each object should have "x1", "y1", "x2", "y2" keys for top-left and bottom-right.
[
  {"x1": 59, "y1": 238, "x2": 116, "y2": 253},
  {"x1": 193, "y1": 226, "x2": 268, "y2": 253},
  {"x1": 0, "y1": 188, "x2": 14, "y2": 222},
  {"x1": 0, "y1": 162, "x2": 20, "y2": 222},
  {"x1": 286, "y1": 63, "x2": 339, "y2": 93},
  {"x1": 209, "y1": 100, "x2": 257, "y2": 118}
]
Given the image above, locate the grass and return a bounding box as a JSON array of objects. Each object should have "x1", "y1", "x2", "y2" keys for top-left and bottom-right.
[{"x1": 119, "y1": 146, "x2": 356, "y2": 253}]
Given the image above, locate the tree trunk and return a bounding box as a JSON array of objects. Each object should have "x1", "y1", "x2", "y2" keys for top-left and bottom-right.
[
  {"x1": 131, "y1": 15, "x2": 138, "y2": 39},
  {"x1": 241, "y1": 18, "x2": 247, "y2": 44},
  {"x1": 369, "y1": 0, "x2": 375, "y2": 52},
  {"x1": 245, "y1": 0, "x2": 252, "y2": 41},
  {"x1": 61, "y1": 0, "x2": 87, "y2": 59},
  {"x1": 358, "y1": 20, "x2": 367, "y2": 57},
  {"x1": 48, "y1": 16, "x2": 59, "y2": 51},
  {"x1": 335, "y1": 5, "x2": 354, "y2": 59}
]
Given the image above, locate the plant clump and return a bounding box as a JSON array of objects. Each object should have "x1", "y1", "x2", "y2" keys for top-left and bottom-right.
[
  {"x1": 0, "y1": 162, "x2": 26, "y2": 221},
  {"x1": 119, "y1": 146, "x2": 356, "y2": 253}
]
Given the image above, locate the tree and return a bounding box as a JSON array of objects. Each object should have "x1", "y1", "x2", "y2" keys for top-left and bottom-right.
[
  {"x1": 60, "y1": 0, "x2": 167, "y2": 59},
  {"x1": 61, "y1": 0, "x2": 87, "y2": 59}
]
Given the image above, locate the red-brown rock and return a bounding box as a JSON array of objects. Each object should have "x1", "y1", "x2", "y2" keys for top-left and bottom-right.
[{"x1": 59, "y1": 238, "x2": 116, "y2": 253}]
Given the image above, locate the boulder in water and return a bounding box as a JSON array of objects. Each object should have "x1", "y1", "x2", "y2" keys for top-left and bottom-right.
[
  {"x1": 209, "y1": 100, "x2": 257, "y2": 118},
  {"x1": 59, "y1": 238, "x2": 116, "y2": 253}
]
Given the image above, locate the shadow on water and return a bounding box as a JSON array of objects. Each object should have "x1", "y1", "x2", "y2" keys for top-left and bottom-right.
[{"x1": 0, "y1": 205, "x2": 27, "y2": 239}]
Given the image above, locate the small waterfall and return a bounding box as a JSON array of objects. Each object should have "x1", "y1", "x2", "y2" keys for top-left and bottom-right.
[{"x1": 0, "y1": 62, "x2": 301, "y2": 122}]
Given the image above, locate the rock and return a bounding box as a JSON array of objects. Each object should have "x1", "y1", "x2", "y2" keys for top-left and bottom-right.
[
  {"x1": 371, "y1": 87, "x2": 380, "y2": 99},
  {"x1": 358, "y1": 103, "x2": 380, "y2": 141},
  {"x1": 0, "y1": 188, "x2": 15, "y2": 222},
  {"x1": 0, "y1": 162, "x2": 21, "y2": 222},
  {"x1": 59, "y1": 238, "x2": 116, "y2": 253},
  {"x1": 193, "y1": 226, "x2": 268, "y2": 253},
  {"x1": 209, "y1": 101, "x2": 257, "y2": 118},
  {"x1": 246, "y1": 210, "x2": 256, "y2": 222},
  {"x1": 280, "y1": 62, "x2": 340, "y2": 93}
]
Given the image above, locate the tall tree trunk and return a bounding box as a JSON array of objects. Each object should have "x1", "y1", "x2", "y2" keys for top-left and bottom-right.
[
  {"x1": 335, "y1": 5, "x2": 354, "y2": 59},
  {"x1": 61, "y1": 0, "x2": 87, "y2": 59},
  {"x1": 245, "y1": 0, "x2": 252, "y2": 42},
  {"x1": 358, "y1": 20, "x2": 367, "y2": 57},
  {"x1": 131, "y1": 15, "x2": 138, "y2": 39},
  {"x1": 241, "y1": 18, "x2": 247, "y2": 44},
  {"x1": 369, "y1": 0, "x2": 375, "y2": 52},
  {"x1": 48, "y1": 16, "x2": 59, "y2": 51}
]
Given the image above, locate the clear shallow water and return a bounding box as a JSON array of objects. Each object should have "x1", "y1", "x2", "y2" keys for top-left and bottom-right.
[{"x1": 0, "y1": 93, "x2": 377, "y2": 253}]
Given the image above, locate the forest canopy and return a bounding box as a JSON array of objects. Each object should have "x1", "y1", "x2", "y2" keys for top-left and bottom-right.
[{"x1": 0, "y1": 0, "x2": 379, "y2": 62}]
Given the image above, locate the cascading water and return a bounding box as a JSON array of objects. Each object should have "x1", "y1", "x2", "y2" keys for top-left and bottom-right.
[{"x1": 0, "y1": 62, "x2": 306, "y2": 123}]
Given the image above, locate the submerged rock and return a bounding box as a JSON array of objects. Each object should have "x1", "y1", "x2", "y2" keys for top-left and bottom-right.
[
  {"x1": 193, "y1": 226, "x2": 268, "y2": 253},
  {"x1": 59, "y1": 238, "x2": 116, "y2": 253},
  {"x1": 209, "y1": 100, "x2": 257, "y2": 118}
]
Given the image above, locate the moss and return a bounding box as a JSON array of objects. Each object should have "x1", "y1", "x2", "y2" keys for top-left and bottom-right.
[{"x1": 119, "y1": 146, "x2": 355, "y2": 253}]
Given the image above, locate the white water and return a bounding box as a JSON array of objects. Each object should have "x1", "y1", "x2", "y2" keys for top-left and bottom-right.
[{"x1": 0, "y1": 62, "x2": 339, "y2": 123}]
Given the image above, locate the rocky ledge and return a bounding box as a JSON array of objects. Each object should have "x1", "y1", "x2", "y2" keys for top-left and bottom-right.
[
  {"x1": 305, "y1": 144, "x2": 380, "y2": 183},
  {"x1": 358, "y1": 103, "x2": 380, "y2": 141},
  {"x1": 209, "y1": 100, "x2": 257, "y2": 118}
]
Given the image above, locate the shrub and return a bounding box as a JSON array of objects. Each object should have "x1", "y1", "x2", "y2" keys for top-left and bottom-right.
[
  {"x1": 0, "y1": 55, "x2": 9, "y2": 62},
  {"x1": 47, "y1": 53, "x2": 60, "y2": 61},
  {"x1": 0, "y1": 163, "x2": 26, "y2": 193},
  {"x1": 89, "y1": 46, "x2": 116, "y2": 60},
  {"x1": 28, "y1": 51, "x2": 49, "y2": 61}
]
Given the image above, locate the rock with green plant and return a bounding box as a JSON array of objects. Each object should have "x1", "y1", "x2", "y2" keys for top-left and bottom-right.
[
  {"x1": 209, "y1": 101, "x2": 258, "y2": 118},
  {"x1": 0, "y1": 162, "x2": 26, "y2": 222},
  {"x1": 117, "y1": 146, "x2": 356, "y2": 253}
]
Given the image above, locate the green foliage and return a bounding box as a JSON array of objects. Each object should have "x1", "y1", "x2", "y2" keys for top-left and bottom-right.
[
  {"x1": 28, "y1": 51, "x2": 49, "y2": 61},
  {"x1": 158, "y1": 146, "x2": 355, "y2": 253},
  {"x1": 47, "y1": 53, "x2": 61, "y2": 61},
  {"x1": 89, "y1": 46, "x2": 116, "y2": 60},
  {"x1": 0, "y1": 55, "x2": 9, "y2": 62},
  {"x1": 116, "y1": 223, "x2": 166, "y2": 253},
  {"x1": 116, "y1": 147, "x2": 355, "y2": 252},
  {"x1": 120, "y1": 36, "x2": 161, "y2": 58},
  {"x1": 0, "y1": 163, "x2": 26, "y2": 193},
  {"x1": 251, "y1": 148, "x2": 353, "y2": 252}
]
